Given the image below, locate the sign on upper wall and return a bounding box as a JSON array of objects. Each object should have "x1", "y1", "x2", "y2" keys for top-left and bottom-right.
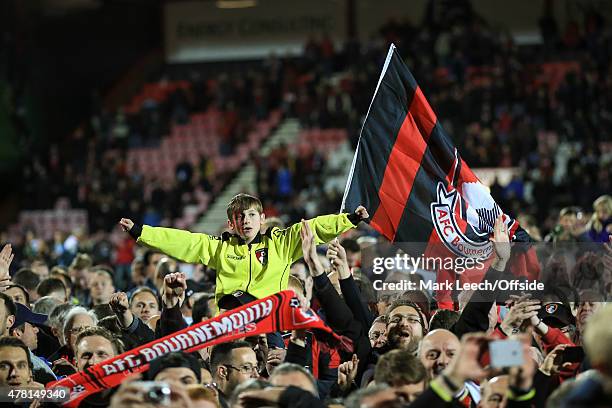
[{"x1": 164, "y1": 0, "x2": 346, "y2": 63}]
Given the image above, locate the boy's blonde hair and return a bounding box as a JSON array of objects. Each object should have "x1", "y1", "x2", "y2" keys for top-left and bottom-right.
[{"x1": 226, "y1": 193, "x2": 263, "y2": 219}]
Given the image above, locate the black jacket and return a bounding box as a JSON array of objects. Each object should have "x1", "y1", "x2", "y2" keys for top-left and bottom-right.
[
  {"x1": 311, "y1": 273, "x2": 371, "y2": 397},
  {"x1": 121, "y1": 316, "x2": 155, "y2": 347},
  {"x1": 339, "y1": 274, "x2": 375, "y2": 332},
  {"x1": 450, "y1": 266, "x2": 503, "y2": 338},
  {"x1": 313, "y1": 274, "x2": 371, "y2": 362},
  {"x1": 155, "y1": 304, "x2": 187, "y2": 338}
]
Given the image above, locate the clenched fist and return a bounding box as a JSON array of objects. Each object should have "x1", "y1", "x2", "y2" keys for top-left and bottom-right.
[
  {"x1": 110, "y1": 292, "x2": 134, "y2": 328},
  {"x1": 119, "y1": 218, "x2": 134, "y2": 232},
  {"x1": 109, "y1": 292, "x2": 129, "y2": 314},
  {"x1": 162, "y1": 272, "x2": 187, "y2": 308},
  {"x1": 354, "y1": 205, "x2": 369, "y2": 220}
]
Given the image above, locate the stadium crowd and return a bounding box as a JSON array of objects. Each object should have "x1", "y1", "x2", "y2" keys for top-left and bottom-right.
[
  {"x1": 0, "y1": 191, "x2": 610, "y2": 408},
  {"x1": 1, "y1": 1, "x2": 612, "y2": 408}
]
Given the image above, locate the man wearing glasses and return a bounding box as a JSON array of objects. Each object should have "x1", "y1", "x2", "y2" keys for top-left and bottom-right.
[
  {"x1": 384, "y1": 299, "x2": 426, "y2": 354},
  {"x1": 210, "y1": 340, "x2": 259, "y2": 408},
  {"x1": 368, "y1": 316, "x2": 388, "y2": 349}
]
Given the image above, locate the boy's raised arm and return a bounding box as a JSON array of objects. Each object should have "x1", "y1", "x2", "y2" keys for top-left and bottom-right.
[
  {"x1": 119, "y1": 218, "x2": 221, "y2": 266},
  {"x1": 277, "y1": 206, "x2": 369, "y2": 262}
]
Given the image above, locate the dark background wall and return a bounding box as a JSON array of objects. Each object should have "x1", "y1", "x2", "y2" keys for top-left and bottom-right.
[{"x1": 0, "y1": 0, "x2": 163, "y2": 227}]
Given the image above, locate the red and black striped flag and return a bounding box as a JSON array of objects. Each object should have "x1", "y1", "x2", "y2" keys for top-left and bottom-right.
[{"x1": 342, "y1": 44, "x2": 525, "y2": 260}]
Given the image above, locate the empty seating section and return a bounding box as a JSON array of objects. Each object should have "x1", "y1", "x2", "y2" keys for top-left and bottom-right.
[
  {"x1": 15, "y1": 209, "x2": 88, "y2": 241},
  {"x1": 126, "y1": 109, "x2": 282, "y2": 184},
  {"x1": 291, "y1": 128, "x2": 348, "y2": 156}
]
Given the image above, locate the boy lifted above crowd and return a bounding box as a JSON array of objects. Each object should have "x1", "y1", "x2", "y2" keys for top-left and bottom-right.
[{"x1": 120, "y1": 193, "x2": 368, "y2": 308}]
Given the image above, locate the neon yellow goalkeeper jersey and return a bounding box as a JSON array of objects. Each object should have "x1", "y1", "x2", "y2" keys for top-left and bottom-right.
[{"x1": 137, "y1": 214, "x2": 357, "y2": 303}]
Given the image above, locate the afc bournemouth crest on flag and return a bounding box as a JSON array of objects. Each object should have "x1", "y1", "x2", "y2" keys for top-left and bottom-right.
[
  {"x1": 255, "y1": 248, "x2": 268, "y2": 265},
  {"x1": 431, "y1": 181, "x2": 495, "y2": 260}
]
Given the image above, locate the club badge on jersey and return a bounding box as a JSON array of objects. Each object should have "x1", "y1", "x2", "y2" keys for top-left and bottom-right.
[{"x1": 255, "y1": 248, "x2": 268, "y2": 265}]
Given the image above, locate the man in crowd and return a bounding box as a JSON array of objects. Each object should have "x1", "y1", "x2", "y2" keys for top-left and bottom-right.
[
  {"x1": 0, "y1": 337, "x2": 43, "y2": 389},
  {"x1": 344, "y1": 384, "x2": 399, "y2": 408},
  {"x1": 128, "y1": 287, "x2": 159, "y2": 324},
  {"x1": 385, "y1": 299, "x2": 426, "y2": 353},
  {"x1": 69, "y1": 253, "x2": 93, "y2": 304},
  {"x1": 290, "y1": 261, "x2": 313, "y2": 307},
  {"x1": 52, "y1": 306, "x2": 98, "y2": 368},
  {"x1": 574, "y1": 289, "x2": 604, "y2": 345},
  {"x1": 74, "y1": 327, "x2": 123, "y2": 372},
  {"x1": 108, "y1": 291, "x2": 155, "y2": 347},
  {"x1": 37, "y1": 278, "x2": 68, "y2": 303},
  {"x1": 12, "y1": 269, "x2": 40, "y2": 304},
  {"x1": 143, "y1": 250, "x2": 164, "y2": 287},
  {"x1": 374, "y1": 349, "x2": 427, "y2": 403},
  {"x1": 418, "y1": 329, "x2": 460, "y2": 380},
  {"x1": 10, "y1": 304, "x2": 41, "y2": 354},
  {"x1": 210, "y1": 340, "x2": 259, "y2": 407},
  {"x1": 47, "y1": 303, "x2": 74, "y2": 347},
  {"x1": 0, "y1": 293, "x2": 56, "y2": 383},
  {"x1": 50, "y1": 267, "x2": 74, "y2": 303},
  {"x1": 561, "y1": 304, "x2": 612, "y2": 404},
  {"x1": 269, "y1": 362, "x2": 319, "y2": 396},
  {"x1": 74, "y1": 327, "x2": 124, "y2": 407},
  {"x1": 147, "y1": 351, "x2": 201, "y2": 385},
  {"x1": 545, "y1": 207, "x2": 590, "y2": 243},
  {"x1": 478, "y1": 376, "x2": 509, "y2": 408},
  {"x1": 4, "y1": 284, "x2": 29, "y2": 306},
  {"x1": 33, "y1": 296, "x2": 61, "y2": 315},
  {"x1": 418, "y1": 329, "x2": 479, "y2": 405},
  {"x1": 88, "y1": 268, "x2": 115, "y2": 306},
  {"x1": 368, "y1": 316, "x2": 388, "y2": 349},
  {"x1": 1, "y1": 292, "x2": 21, "y2": 337}
]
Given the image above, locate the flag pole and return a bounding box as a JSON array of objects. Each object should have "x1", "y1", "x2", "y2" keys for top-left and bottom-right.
[{"x1": 340, "y1": 43, "x2": 397, "y2": 213}]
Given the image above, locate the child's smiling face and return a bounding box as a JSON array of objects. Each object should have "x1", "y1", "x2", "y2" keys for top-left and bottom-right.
[{"x1": 229, "y1": 206, "x2": 265, "y2": 242}]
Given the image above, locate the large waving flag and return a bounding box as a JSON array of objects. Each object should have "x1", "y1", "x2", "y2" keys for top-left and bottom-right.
[{"x1": 342, "y1": 44, "x2": 528, "y2": 263}]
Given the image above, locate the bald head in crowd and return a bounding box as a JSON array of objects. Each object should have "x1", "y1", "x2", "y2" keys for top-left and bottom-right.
[
  {"x1": 418, "y1": 329, "x2": 460, "y2": 379},
  {"x1": 478, "y1": 375, "x2": 508, "y2": 408},
  {"x1": 269, "y1": 363, "x2": 318, "y2": 396}
]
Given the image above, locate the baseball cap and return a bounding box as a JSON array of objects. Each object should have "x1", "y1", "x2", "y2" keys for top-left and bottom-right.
[
  {"x1": 185, "y1": 279, "x2": 208, "y2": 300},
  {"x1": 218, "y1": 291, "x2": 257, "y2": 311},
  {"x1": 12, "y1": 303, "x2": 48, "y2": 329},
  {"x1": 538, "y1": 302, "x2": 575, "y2": 328}
]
